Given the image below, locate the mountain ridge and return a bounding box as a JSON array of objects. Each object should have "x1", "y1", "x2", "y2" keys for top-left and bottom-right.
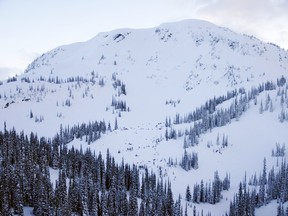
[{"x1": 23, "y1": 19, "x2": 288, "y2": 89}]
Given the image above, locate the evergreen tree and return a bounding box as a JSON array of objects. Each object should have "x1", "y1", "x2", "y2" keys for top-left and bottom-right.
[
  {"x1": 186, "y1": 185, "x2": 192, "y2": 201},
  {"x1": 114, "y1": 117, "x2": 118, "y2": 130},
  {"x1": 128, "y1": 184, "x2": 138, "y2": 215},
  {"x1": 259, "y1": 100, "x2": 264, "y2": 114},
  {"x1": 166, "y1": 182, "x2": 174, "y2": 216}
]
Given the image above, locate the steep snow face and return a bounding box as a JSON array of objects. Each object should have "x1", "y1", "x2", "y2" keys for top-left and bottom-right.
[
  {"x1": 23, "y1": 19, "x2": 288, "y2": 90},
  {"x1": 5, "y1": 19, "x2": 286, "y2": 136},
  {"x1": 1, "y1": 19, "x2": 288, "y2": 215}
]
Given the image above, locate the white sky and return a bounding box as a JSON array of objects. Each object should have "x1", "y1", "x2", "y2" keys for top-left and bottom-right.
[{"x1": 0, "y1": 0, "x2": 287, "y2": 80}]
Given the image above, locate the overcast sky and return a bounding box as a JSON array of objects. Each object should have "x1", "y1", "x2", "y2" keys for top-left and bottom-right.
[{"x1": 0, "y1": 0, "x2": 287, "y2": 80}]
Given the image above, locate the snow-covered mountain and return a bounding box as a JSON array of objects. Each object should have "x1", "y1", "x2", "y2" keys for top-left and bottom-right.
[{"x1": 1, "y1": 19, "x2": 288, "y2": 215}]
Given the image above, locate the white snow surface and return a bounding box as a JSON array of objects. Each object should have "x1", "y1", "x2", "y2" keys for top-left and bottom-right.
[{"x1": 1, "y1": 19, "x2": 288, "y2": 215}]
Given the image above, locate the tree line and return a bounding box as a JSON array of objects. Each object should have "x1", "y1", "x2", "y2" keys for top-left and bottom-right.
[
  {"x1": 165, "y1": 78, "x2": 287, "y2": 149},
  {"x1": 0, "y1": 124, "x2": 184, "y2": 215},
  {"x1": 185, "y1": 171, "x2": 230, "y2": 205}
]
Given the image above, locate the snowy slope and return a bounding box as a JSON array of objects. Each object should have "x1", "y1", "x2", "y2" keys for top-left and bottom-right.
[
  {"x1": 1, "y1": 19, "x2": 288, "y2": 215},
  {"x1": 23, "y1": 19, "x2": 288, "y2": 86}
]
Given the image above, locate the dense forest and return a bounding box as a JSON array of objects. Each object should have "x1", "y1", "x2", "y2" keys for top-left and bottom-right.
[
  {"x1": 0, "y1": 124, "x2": 181, "y2": 215},
  {"x1": 2, "y1": 124, "x2": 288, "y2": 215}
]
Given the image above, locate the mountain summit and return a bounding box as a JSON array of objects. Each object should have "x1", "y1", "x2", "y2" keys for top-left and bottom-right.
[{"x1": 24, "y1": 19, "x2": 287, "y2": 88}]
